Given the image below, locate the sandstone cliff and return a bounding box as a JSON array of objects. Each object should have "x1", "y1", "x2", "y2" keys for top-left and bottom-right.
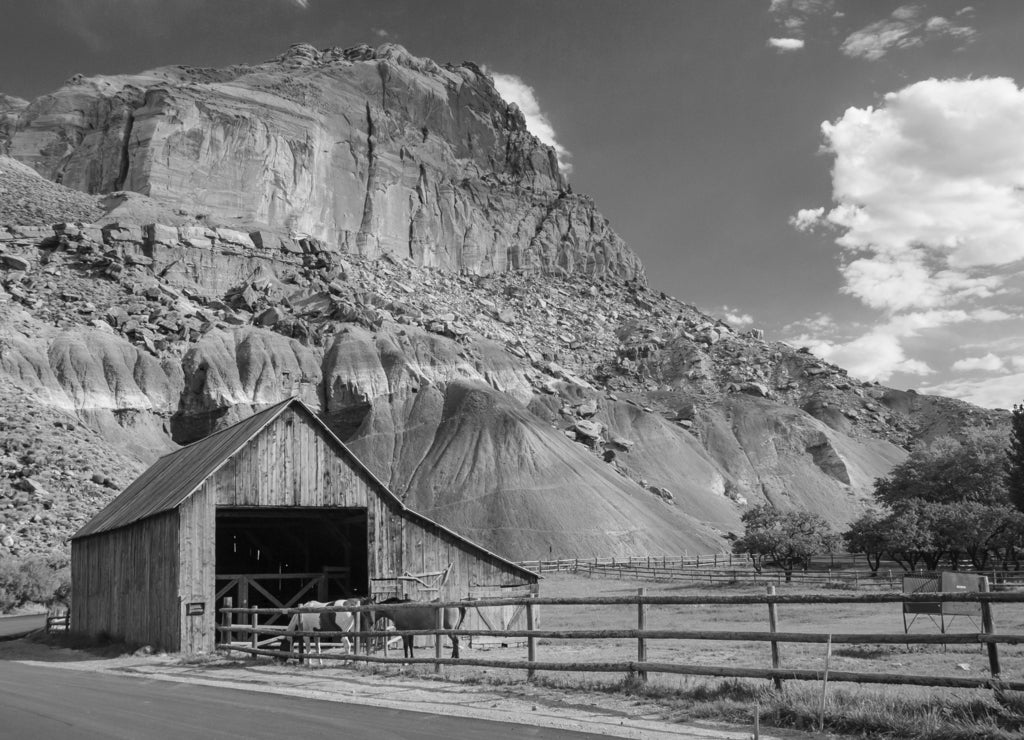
[
  {"x1": 5, "y1": 44, "x2": 641, "y2": 280},
  {"x1": 0, "y1": 44, "x2": 1008, "y2": 564}
]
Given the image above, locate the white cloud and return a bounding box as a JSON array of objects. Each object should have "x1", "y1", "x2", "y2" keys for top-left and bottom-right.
[
  {"x1": 490, "y1": 72, "x2": 572, "y2": 175},
  {"x1": 372, "y1": 27, "x2": 390, "y2": 38},
  {"x1": 782, "y1": 313, "x2": 837, "y2": 336},
  {"x1": 721, "y1": 306, "x2": 754, "y2": 326},
  {"x1": 841, "y1": 5, "x2": 976, "y2": 60},
  {"x1": 289, "y1": 0, "x2": 310, "y2": 8},
  {"x1": 787, "y1": 328, "x2": 934, "y2": 381},
  {"x1": 920, "y1": 373, "x2": 1024, "y2": 410},
  {"x1": 802, "y1": 77, "x2": 1024, "y2": 316},
  {"x1": 768, "y1": 37, "x2": 805, "y2": 52},
  {"x1": 782, "y1": 308, "x2": 1014, "y2": 383},
  {"x1": 951, "y1": 353, "x2": 1005, "y2": 372},
  {"x1": 790, "y1": 207, "x2": 824, "y2": 231},
  {"x1": 769, "y1": 0, "x2": 836, "y2": 36}
]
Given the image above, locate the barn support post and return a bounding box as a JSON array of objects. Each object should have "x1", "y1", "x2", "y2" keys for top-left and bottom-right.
[
  {"x1": 435, "y1": 606, "x2": 443, "y2": 674},
  {"x1": 980, "y1": 577, "x2": 1001, "y2": 688},
  {"x1": 250, "y1": 610, "x2": 258, "y2": 652},
  {"x1": 526, "y1": 596, "x2": 537, "y2": 680},
  {"x1": 637, "y1": 588, "x2": 648, "y2": 682},
  {"x1": 767, "y1": 586, "x2": 783, "y2": 690}
]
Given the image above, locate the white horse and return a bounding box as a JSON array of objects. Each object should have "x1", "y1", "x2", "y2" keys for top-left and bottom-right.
[{"x1": 286, "y1": 599, "x2": 360, "y2": 666}]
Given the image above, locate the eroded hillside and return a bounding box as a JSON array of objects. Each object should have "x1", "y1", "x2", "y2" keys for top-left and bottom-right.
[{"x1": 0, "y1": 43, "x2": 1007, "y2": 562}]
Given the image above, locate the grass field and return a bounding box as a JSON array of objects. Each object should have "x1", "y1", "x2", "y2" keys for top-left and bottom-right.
[{"x1": 359, "y1": 573, "x2": 1024, "y2": 738}]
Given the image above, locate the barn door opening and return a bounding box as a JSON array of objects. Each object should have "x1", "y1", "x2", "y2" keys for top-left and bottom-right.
[{"x1": 214, "y1": 507, "x2": 367, "y2": 632}]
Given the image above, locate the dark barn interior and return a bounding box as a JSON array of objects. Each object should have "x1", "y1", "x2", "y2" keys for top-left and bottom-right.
[{"x1": 215, "y1": 507, "x2": 368, "y2": 629}]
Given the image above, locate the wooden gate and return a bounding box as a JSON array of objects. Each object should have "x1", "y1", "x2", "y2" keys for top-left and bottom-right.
[{"x1": 465, "y1": 584, "x2": 537, "y2": 647}]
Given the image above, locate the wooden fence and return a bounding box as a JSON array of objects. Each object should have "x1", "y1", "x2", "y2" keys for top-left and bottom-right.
[
  {"x1": 517, "y1": 555, "x2": 1024, "y2": 590},
  {"x1": 45, "y1": 611, "x2": 70, "y2": 634},
  {"x1": 216, "y1": 587, "x2": 1024, "y2": 693}
]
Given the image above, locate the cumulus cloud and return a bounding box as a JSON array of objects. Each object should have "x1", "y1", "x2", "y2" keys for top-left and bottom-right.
[
  {"x1": 289, "y1": 0, "x2": 310, "y2": 8},
  {"x1": 490, "y1": 72, "x2": 572, "y2": 175},
  {"x1": 782, "y1": 309, "x2": 1014, "y2": 383},
  {"x1": 841, "y1": 5, "x2": 976, "y2": 61},
  {"x1": 799, "y1": 77, "x2": 1024, "y2": 314},
  {"x1": 786, "y1": 327, "x2": 934, "y2": 381},
  {"x1": 769, "y1": 0, "x2": 837, "y2": 37},
  {"x1": 789, "y1": 207, "x2": 824, "y2": 232},
  {"x1": 790, "y1": 76, "x2": 1024, "y2": 405},
  {"x1": 951, "y1": 353, "x2": 1005, "y2": 372},
  {"x1": 768, "y1": 37, "x2": 805, "y2": 52},
  {"x1": 919, "y1": 373, "x2": 1024, "y2": 410},
  {"x1": 721, "y1": 306, "x2": 754, "y2": 327}
]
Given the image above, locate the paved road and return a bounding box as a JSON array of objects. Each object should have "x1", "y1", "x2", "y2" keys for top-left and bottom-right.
[
  {"x1": 0, "y1": 613, "x2": 45, "y2": 639},
  {"x1": 0, "y1": 662, "x2": 602, "y2": 739}
]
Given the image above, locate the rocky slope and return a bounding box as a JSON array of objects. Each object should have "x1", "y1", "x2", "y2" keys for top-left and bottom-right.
[{"x1": 0, "y1": 44, "x2": 1007, "y2": 564}]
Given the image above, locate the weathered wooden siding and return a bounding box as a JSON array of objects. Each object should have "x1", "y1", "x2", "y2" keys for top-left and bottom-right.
[
  {"x1": 70, "y1": 510, "x2": 179, "y2": 651},
  {"x1": 178, "y1": 479, "x2": 215, "y2": 653},
  {"x1": 78, "y1": 400, "x2": 537, "y2": 654},
  {"x1": 209, "y1": 406, "x2": 372, "y2": 509}
]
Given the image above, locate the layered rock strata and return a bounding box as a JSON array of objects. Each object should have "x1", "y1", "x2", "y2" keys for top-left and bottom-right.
[{"x1": 5, "y1": 44, "x2": 642, "y2": 280}]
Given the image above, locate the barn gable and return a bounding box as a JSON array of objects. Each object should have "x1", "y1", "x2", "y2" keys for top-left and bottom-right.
[{"x1": 72, "y1": 397, "x2": 538, "y2": 652}]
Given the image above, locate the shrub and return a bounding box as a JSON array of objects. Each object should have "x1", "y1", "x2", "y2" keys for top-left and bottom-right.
[{"x1": 0, "y1": 554, "x2": 71, "y2": 612}]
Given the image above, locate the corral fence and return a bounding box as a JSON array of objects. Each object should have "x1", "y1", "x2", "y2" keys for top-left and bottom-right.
[
  {"x1": 217, "y1": 584, "x2": 1024, "y2": 694},
  {"x1": 45, "y1": 610, "x2": 70, "y2": 634},
  {"x1": 516, "y1": 555, "x2": 1024, "y2": 590}
]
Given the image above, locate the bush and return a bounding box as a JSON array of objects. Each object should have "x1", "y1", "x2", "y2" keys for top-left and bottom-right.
[{"x1": 0, "y1": 554, "x2": 71, "y2": 612}]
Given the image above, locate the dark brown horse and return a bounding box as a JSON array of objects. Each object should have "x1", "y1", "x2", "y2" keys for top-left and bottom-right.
[{"x1": 371, "y1": 597, "x2": 467, "y2": 659}]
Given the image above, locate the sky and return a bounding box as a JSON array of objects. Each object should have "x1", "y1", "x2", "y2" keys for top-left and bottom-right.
[{"x1": 1, "y1": 0, "x2": 1023, "y2": 409}]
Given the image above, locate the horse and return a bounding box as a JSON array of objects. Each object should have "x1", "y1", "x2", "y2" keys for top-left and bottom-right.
[
  {"x1": 286, "y1": 599, "x2": 360, "y2": 666},
  {"x1": 370, "y1": 596, "x2": 467, "y2": 659}
]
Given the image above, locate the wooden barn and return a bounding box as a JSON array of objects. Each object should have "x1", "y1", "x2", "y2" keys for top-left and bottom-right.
[{"x1": 70, "y1": 397, "x2": 539, "y2": 653}]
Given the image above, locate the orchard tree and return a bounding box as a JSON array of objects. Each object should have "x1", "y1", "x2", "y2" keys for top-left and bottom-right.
[
  {"x1": 875, "y1": 500, "x2": 942, "y2": 571},
  {"x1": 732, "y1": 505, "x2": 839, "y2": 582},
  {"x1": 1007, "y1": 403, "x2": 1024, "y2": 512},
  {"x1": 874, "y1": 433, "x2": 1009, "y2": 509},
  {"x1": 843, "y1": 510, "x2": 888, "y2": 574}
]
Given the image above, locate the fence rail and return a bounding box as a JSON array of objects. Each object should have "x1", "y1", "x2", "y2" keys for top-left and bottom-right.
[
  {"x1": 45, "y1": 612, "x2": 69, "y2": 634},
  {"x1": 515, "y1": 555, "x2": 1024, "y2": 589},
  {"x1": 216, "y1": 586, "x2": 1024, "y2": 693}
]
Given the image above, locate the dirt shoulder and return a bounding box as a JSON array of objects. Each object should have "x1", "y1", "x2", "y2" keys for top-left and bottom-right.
[{"x1": 0, "y1": 636, "x2": 822, "y2": 739}]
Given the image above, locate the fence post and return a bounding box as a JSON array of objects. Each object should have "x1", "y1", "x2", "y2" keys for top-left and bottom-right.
[
  {"x1": 818, "y1": 634, "x2": 832, "y2": 732},
  {"x1": 980, "y1": 577, "x2": 1001, "y2": 684},
  {"x1": 526, "y1": 596, "x2": 537, "y2": 680},
  {"x1": 435, "y1": 606, "x2": 443, "y2": 674},
  {"x1": 250, "y1": 610, "x2": 258, "y2": 652},
  {"x1": 637, "y1": 587, "x2": 648, "y2": 682},
  {"x1": 767, "y1": 585, "x2": 783, "y2": 690},
  {"x1": 222, "y1": 596, "x2": 233, "y2": 644}
]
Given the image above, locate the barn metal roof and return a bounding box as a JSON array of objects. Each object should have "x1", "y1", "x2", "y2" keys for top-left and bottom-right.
[
  {"x1": 71, "y1": 397, "x2": 537, "y2": 581},
  {"x1": 72, "y1": 398, "x2": 296, "y2": 539}
]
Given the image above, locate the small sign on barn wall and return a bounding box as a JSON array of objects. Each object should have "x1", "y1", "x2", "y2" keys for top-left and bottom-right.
[{"x1": 185, "y1": 602, "x2": 205, "y2": 617}]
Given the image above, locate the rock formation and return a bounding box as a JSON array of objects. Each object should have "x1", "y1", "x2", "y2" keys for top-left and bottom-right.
[
  {"x1": 6, "y1": 44, "x2": 641, "y2": 280},
  {"x1": 0, "y1": 44, "x2": 1009, "y2": 564}
]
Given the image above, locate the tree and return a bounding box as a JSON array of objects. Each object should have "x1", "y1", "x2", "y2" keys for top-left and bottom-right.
[
  {"x1": 1007, "y1": 404, "x2": 1024, "y2": 512},
  {"x1": 732, "y1": 505, "x2": 839, "y2": 582},
  {"x1": 843, "y1": 510, "x2": 888, "y2": 574},
  {"x1": 874, "y1": 433, "x2": 1009, "y2": 509},
  {"x1": 875, "y1": 500, "x2": 942, "y2": 571}
]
